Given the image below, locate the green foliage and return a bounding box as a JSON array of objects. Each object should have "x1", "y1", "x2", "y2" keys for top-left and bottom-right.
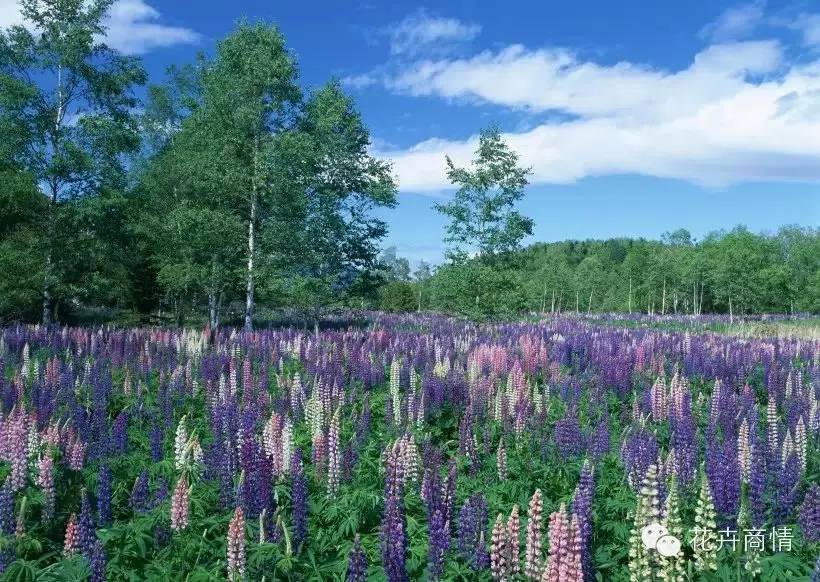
[
  {"x1": 379, "y1": 281, "x2": 417, "y2": 312},
  {"x1": 0, "y1": 0, "x2": 145, "y2": 323},
  {"x1": 420, "y1": 225, "x2": 820, "y2": 317},
  {"x1": 428, "y1": 262, "x2": 526, "y2": 319},
  {"x1": 435, "y1": 126, "x2": 533, "y2": 262}
]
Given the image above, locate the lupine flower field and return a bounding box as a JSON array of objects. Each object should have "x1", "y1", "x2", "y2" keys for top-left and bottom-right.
[{"x1": 0, "y1": 314, "x2": 818, "y2": 581}]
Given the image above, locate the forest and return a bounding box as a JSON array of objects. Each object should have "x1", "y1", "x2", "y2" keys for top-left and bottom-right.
[{"x1": 1, "y1": 2, "x2": 818, "y2": 327}]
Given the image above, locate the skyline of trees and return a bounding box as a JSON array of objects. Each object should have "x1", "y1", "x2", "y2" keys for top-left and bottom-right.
[{"x1": 0, "y1": 4, "x2": 817, "y2": 325}]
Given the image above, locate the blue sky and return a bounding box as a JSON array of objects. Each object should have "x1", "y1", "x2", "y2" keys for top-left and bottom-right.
[{"x1": 4, "y1": 0, "x2": 819, "y2": 264}]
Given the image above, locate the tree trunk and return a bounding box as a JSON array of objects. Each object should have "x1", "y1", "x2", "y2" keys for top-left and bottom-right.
[
  {"x1": 42, "y1": 65, "x2": 64, "y2": 326},
  {"x1": 244, "y1": 137, "x2": 260, "y2": 332},
  {"x1": 208, "y1": 292, "x2": 219, "y2": 330},
  {"x1": 550, "y1": 289, "x2": 556, "y2": 314},
  {"x1": 42, "y1": 275, "x2": 52, "y2": 326},
  {"x1": 661, "y1": 277, "x2": 666, "y2": 315},
  {"x1": 628, "y1": 277, "x2": 632, "y2": 314},
  {"x1": 175, "y1": 298, "x2": 183, "y2": 328},
  {"x1": 693, "y1": 280, "x2": 697, "y2": 315},
  {"x1": 244, "y1": 207, "x2": 255, "y2": 331},
  {"x1": 540, "y1": 281, "x2": 548, "y2": 314}
]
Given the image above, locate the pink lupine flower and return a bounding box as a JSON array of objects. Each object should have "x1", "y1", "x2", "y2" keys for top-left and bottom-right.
[
  {"x1": 546, "y1": 505, "x2": 567, "y2": 581},
  {"x1": 491, "y1": 513, "x2": 508, "y2": 581},
  {"x1": 36, "y1": 453, "x2": 55, "y2": 522},
  {"x1": 3, "y1": 411, "x2": 29, "y2": 491},
  {"x1": 41, "y1": 422, "x2": 60, "y2": 447},
  {"x1": 64, "y1": 513, "x2": 80, "y2": 555},
  {"x1": 507, "y1": 504, "x2": 520, "y2": 575},
  {"x1": 68, "y1": 437, "x2": 86, "y2": 471},
  {"x1": 650, "y1": 374, "x2": 667, "y2": 421},
  {"x1": 227, "y1": 507, "x2": 246, "y2": 581},
  {"x1": 170, "y1": 476, "x2": 190, "y2": 532},
  {"x1": 525, "y1": 489, "x2": 544, "y2": 580},
  {"x1": 559, "y1": 514, "x2": 583, "y2": 582},
  {"x1": 312, "y1": 431, "x2": 326, "y2": 481},
  {"x1": 545, "y1": 503, "x2": 582, "y2": 581}
]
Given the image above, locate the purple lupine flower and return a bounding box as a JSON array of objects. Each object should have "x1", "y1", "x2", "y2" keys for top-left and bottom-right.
[
  {"x1": 669, "y1": 412, "x2": 697, "y2": 486},
  {"x1": 0, "y1": 483, "x2": 13, "y2": 536},
  {"x1": 456, "y1": 499, "x2": 476, "y2": 559},
  {"x1": 554, "y1": 410, "x2": 583, "y2": 458},
  {"x1": 474, "y1": 530, "x2": 490, "y2": 571},
  {"x1": 799, "y1": 484, "x2": 820, "y2": 542},
  {"x1": 89, "y1": 539, "x2": 106, "y2": 582},
  {"x1": 130, "y1": 471, "x2": 149, "y2": 513},
  {"x1": 571, "y1": 461, "x2": 594, "y2": 582},
  {"x1": 291, "y1": 447, "x2": 308, "y2": 549},
  {"x1": 421, "y1": 467, "x2": 442, "y2": 520},
  {"x1": 77, "y1": 489, "x2": 96, "y2": 558},
  {"x1": 0, "y1": 482, "x2": 14, "y2": 573},
  {"x1": 749, "y1": 439, "x2": 766, "y2": 527},
  {"x1": 707, "y1": 440, "x2": 740, "y2": 523},
  {"x1": 347, "y1": 534, "x2": 368, "y2": 582},
  {"x1": 381, "y1": 443, "x2": 408, "y2": 582},
  {"x1": 428, "y1": 508, "x2": 449, "y2": 580},
  {"x1": 774, "y1": 453, "x2": 801, "y2": 525},
  {"x1": 443, "y1": 460, "x2": 457, "y2": 525},
  {"x1": 812, "y1": 556, "x2": 820, "y2": 582},
  {"x1": 97, "y1": 465, "x2": 112, "y2": 526},
  {"x1": 457, "y1": 494, "x2": 488, "y2": 570},
  {"x1": 621, "y1": 427, "x2": 659, "y2": 491},
  {"x1": 589, "y1": 417, "x2": 610, "y2": 458},
  {"x1": 149, "y1": 424, "x2": 163, "y2": 462},
  {"x1": 112, "y1": 411, "x2": 128, "y2": 454}
]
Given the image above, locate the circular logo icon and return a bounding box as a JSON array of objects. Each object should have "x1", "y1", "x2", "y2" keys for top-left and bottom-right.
[
  {"x1": 641, "y1": 523, "x2": 668, "y2": 549},
  {"x1": 656, "y1": 534, "x2": 682, "y2": 557}
]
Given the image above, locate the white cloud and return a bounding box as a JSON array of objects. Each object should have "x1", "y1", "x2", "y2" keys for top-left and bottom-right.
[
  {"x1": 103, "y1": 0, "x2": 200, "y2": 54},
  {"x1": 0, "y1": 0, "x2": 200, "y2": 54},
  {"x1": 370, "y1": 43, "x2": 820, "y2": 192},
  {"x1": 386, "y1": 10, "x2": 480, "y2": 56},
  {"x1": 385, "y1": 41, "x2": 783, "y2": 121},
  {"x1": 700, "y1": 1, "x2": 766, "y2": 42},
  {"x1": 0, "y1": 0, "x2": 24, "y2": 28}
]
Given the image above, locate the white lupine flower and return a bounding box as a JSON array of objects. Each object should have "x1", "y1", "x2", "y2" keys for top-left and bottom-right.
[
  {"x1": 795, "y1": 417, "x2": 807, "y2": 473},
  {"x1": 174, "y1": 416, "x2": 189, "y2": 470},
  {"x1": 282, "y1": 418, "x2": 293, "y2": 473}
]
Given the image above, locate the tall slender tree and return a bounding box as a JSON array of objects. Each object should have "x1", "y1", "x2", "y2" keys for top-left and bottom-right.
[
  {"x1": 435, "y1": 126, "x2": 533, "y2": 263},
  {"x1": 198, "y1": 22, "x2": 300, "y2": 330},
  {"x1": 0, "y1": 0, "x2": 145, "y2": 323}
]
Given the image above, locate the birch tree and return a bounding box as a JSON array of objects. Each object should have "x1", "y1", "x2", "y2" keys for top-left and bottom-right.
[
  {"x1": 0, "y1": 0, "x2": 145, "y2": 323},
  {"x1": 199, "y1": 22, "x2": 300, "y2": 330}
]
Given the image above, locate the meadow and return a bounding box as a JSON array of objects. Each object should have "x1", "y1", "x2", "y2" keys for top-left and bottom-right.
[{"x1": 0, "y1": 313, "x2": 817, "y2": 581}]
